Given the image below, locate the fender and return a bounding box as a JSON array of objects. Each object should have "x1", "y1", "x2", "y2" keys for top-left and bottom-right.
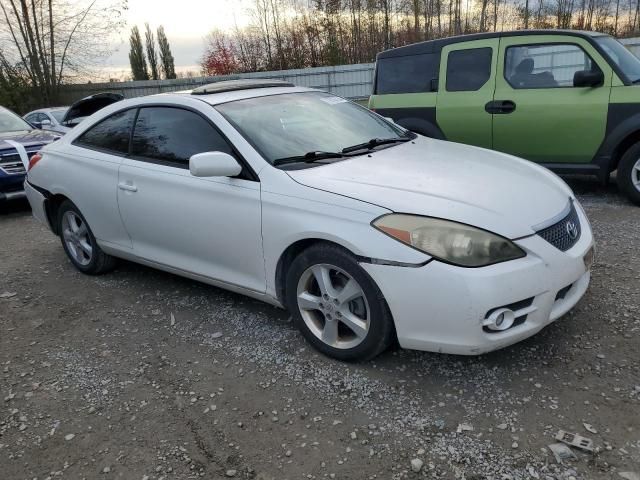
[
  {"x1": 375, "y1": 107, "x2": 446, "y2": 140},
  {"x1": 594, "y1": 104, "x2": 640, "y2": 172}
]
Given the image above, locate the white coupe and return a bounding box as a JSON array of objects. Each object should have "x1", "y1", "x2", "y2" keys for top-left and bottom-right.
[{"x1": 24, "y1": 80, "x2": 595, "y2": 361}]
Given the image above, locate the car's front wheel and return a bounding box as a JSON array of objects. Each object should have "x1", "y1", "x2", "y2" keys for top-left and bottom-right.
[
  {"x1": 617, "y1": 142, "x2": 640, "y2": 206},
  {"x1": 286, "y1": 243, "x2": 394, "y2": 361},
  {"x1": 57, "y1": 200, "x2": 116, "y2": 274}
]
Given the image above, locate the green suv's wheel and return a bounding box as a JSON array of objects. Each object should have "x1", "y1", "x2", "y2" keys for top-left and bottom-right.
[
  {"x1": 617, "y1": 142, "x2": 640, "y2": 206},
  {"x1": 285, "y1": 243, "x2": 394, "y2": 362}
]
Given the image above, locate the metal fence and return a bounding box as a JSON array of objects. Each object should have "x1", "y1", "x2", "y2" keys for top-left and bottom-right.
[
  {"x1": 58, "y1": 63, "x2": 376, "y2": 104},
  {"x1": 58, "y1": 36, "x2": 640, "y2": 104}
]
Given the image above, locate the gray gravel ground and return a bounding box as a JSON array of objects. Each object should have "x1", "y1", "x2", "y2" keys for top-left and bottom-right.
[{"x1": 1, "y1": 176, "x2": 639, "y2": 480}]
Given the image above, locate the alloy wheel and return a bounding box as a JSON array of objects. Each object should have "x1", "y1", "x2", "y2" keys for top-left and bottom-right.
[
  {"x1": 296, "y1": 263, "x2": 370, "y2": 350},
  {"x1": 61, "y1": 211, "x2": 93, "y2": 266},
  {"x1": 633, "y1": 157, "x2": 640, "y2": 192}
]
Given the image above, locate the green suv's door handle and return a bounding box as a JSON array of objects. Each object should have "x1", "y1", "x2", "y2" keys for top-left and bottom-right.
[{"x1": 485, "y1": 100, "x2": 516, "y2": 114}]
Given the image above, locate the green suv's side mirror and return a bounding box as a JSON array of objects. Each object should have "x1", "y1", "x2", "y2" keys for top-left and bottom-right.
[{"x1": 573, "y1": 69, "x2": 604, "y2": 88}]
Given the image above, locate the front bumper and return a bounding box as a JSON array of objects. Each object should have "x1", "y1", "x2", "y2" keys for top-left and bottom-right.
[
  {"x1": 361, "y1": 204, "x2": 594, "y2": 355},
  {"x1": 0, "y1": 173, "x2": 26, "y2": 201}
]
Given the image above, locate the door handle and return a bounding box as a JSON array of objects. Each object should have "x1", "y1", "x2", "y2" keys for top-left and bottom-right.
[
  {"x1": 118, "y1": 182, "x2": 138, "y2": 192},
  {"x1": 485, "y1": 100, "x2": 516, "y2": 114}
]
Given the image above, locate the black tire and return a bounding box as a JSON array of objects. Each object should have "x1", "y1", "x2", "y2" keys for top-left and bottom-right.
[
  {"x1": 285, "y1": 243, "x2": 394, "y2": 362},
  {"x1": 57, "y1": 200, "x2": 116, "y2": 275},
  {"x1": 617, "y1": 142, "x2": 640, "y2": 206}
]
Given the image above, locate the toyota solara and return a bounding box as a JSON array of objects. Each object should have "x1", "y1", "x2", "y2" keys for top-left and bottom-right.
[{"x1": 24, "y1": 79, "x2": 595, "y2": 361}]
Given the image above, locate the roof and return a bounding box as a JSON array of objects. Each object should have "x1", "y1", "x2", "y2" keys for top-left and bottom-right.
[
  {"x1": 191, "y1": 79, "x2": 294, "y2": 95},
  {"x1": 27, "y1": 107, "x2": 68, "y2": 114},
  {"x1": 174, "y1": 85, "x2": 314, "y2": 105},
  {"x1": 377, "y1": 29, "x2": 608, "y2": 59}
]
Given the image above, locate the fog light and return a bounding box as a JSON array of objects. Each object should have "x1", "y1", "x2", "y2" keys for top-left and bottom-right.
[{"x1": 484, "y1": 308, "x2": 516, "y2": 331}]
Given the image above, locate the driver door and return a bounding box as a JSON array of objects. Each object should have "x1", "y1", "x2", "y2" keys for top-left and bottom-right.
[
  {"x1": 492, "y1": 36, "x2": 611, "y2": 164},
  {"x1": 117, "y1": 105, "x2": 265, "y2": 293}
]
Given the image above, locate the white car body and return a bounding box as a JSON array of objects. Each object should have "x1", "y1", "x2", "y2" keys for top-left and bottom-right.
[
  {"x1": 24, "y1": 85, "x2": 594, "y2": 356},
  {"x1": 24, "y1": 107, "x2": 71, "y2": 134}
]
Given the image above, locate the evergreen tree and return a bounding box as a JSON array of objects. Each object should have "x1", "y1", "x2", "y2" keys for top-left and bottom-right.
[
  {"x1": 157, "y1": 26, "x2": 176, "y2": 79},
  {"x1": 145, "y1": 23, "x2": 159, "y2": 80},
  {"x1": 129, "y1": 26, "x2": 149, "y2": 80}
]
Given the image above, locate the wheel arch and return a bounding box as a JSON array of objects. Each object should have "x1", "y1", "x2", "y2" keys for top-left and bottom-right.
[
  {"x1": 611, "y1": 129, "x2": 640, "y2": 172},
  {"x1": 373, "y1": 107, "x2": 445, "y2": 139},
  {"x1": 394, "y1": 117, "x2": 445, "y2": 139},
  {"x1": 598, "y1": 108, "x2": 640, "y2": 173},
  {"x1": 274, "y1": 238, "x2": 355, "y2": 307},
  {"x1": 45, "y1": 193, "x2": 72, "y2": 235}
]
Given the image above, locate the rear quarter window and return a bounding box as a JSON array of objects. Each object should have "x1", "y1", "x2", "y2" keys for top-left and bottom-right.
[
  {"x1": 375, "y1": 53, "x2": 439, "y2": 94},
  {"x1": 74, "y1": 109, "x2": 136, "y2": 155}
]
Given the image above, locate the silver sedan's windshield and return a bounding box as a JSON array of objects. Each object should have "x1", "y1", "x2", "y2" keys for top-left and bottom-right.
[
  {"x1": 51, "y1": 109, "x2": 68, "y2": 122},
  {"x1": 0, "y1": 108, "x2": 33, "y2": 133},
  {"x1": 215, "y1": 92, "x2": 408, "y2": 164},
  {"x1": 596, "y1": 36, "x2": 640, "y2": 83}
]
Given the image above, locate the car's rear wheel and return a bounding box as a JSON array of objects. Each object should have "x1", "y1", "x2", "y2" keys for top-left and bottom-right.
[
  {"x1": 286, "y1": 243, "x2": 394, "y2": 361},
  {"x1": 58, "y1": 200, "x2": 116, "y2": 274},
  {"x1": 617, "y1": 142, "x2": 640, "y2": 206}
]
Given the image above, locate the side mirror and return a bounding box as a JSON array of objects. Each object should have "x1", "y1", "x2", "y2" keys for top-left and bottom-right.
[
  {"x1": 189, "y1": 151, "x2": 242, "y2": 178},
  {"x1": 40, "y1": 119, "x2": 52, "y2": 127},
  {"x1": 573, "y1": 69, "x2": 604, "y2": 87}
]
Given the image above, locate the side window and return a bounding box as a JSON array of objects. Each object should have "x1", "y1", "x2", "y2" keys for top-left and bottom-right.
[
  {"x1": 25, "y1": 114, "x2": 38, "y2": 124},
  {"x1": 505, "y1": 44, "x2": 598, "y2": 89},
  {"x1": 74, "y1": 109, "x2": 136, "y2": 155},
  {"x1": 446, "y1": 48, "x2": 493, "y2": 92},
  {"x1": 131, "y1": 107, "x2": 235, "y2": 167},
  {"x1": 375, "y1": 53, "x2": 440, "y2": 94}
]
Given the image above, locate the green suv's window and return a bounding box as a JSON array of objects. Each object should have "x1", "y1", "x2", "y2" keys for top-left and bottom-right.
[
  {"x1": 375, "y1": 53, "x2": 439, "y2": 94},
  {"x1": 446, "y1": 48, "x2": 492, "y2": 92},
  {"x1": 595, "y1": 36, "x2": 640, "y2": 83},
  {"x1": 505, "y1": 44, "x2": 598, "y2": 89}
]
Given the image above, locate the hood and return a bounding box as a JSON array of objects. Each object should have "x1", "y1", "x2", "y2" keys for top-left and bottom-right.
[
  {"x1": 287, "y1": 137, "x2": 574, "y2": 239},
  {"x1": 0, "y1": 129, "x2": 60, "y2": 151},
  {"x1": 62, "y1": 92, "x2": 124, "y2": 127}
]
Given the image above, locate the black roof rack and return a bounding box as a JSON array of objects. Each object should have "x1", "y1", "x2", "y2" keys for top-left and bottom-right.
[{"x1": 191, "y1": 79, "x2": 295, "y2": 95}]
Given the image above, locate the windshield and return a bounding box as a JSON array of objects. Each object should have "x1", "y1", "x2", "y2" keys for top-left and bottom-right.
[
  {"x1": 0, "y1": 108, "x2": 33, "y2": 133},
  {"x1": 51, "y1": 109, "x2": 68, "y2": 122},
  {"x1": 596, "y1": 36, "x2": 640, "y2": 83},
  {"x1": 215, "y1": 92, "x2": 407, "y2": 164}
]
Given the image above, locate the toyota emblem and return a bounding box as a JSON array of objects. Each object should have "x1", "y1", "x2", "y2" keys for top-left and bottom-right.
[{"x1": 566, "y1": 221, "x2": 578, "y2": 240}]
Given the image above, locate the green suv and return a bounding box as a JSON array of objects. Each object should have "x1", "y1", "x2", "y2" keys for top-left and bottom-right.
[{"x1": 369, "y1": 30, "x2": 640, "y2": 204}]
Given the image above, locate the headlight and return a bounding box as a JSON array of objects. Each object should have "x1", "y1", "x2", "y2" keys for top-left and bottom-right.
[{"x1": 372, "y1": 214, "x2": 525, "y2": 267}]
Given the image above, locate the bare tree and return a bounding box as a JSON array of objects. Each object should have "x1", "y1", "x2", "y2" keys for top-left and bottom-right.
[
  {"x1": 0, "y1": 47, "x2": 30, "y2": 111},
  {"x1": 0, "y1": 0, "x2": 126, "y2": 105}
]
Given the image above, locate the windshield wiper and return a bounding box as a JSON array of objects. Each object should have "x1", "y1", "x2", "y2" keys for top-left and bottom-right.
[
  {"x1": 273, "y1": 150, "x2": 345, "y2": 166},
  {"x1": 341, "y1": 136, "x2": 411, "y2": 154}
]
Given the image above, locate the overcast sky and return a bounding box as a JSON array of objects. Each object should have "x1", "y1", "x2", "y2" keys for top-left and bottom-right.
[{"x1": 102, "y1": 0, "x2": 252, "y2": 77}]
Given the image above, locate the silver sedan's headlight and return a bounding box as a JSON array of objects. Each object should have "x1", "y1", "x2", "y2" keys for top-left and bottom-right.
[{"x1": 372, "y1": 214, "x2": 526, "y2": 267}]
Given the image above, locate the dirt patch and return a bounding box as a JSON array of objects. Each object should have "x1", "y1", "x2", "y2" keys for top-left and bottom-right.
[{"x1": 1, "y1": 178, "x2": 639, "y2": 479}]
